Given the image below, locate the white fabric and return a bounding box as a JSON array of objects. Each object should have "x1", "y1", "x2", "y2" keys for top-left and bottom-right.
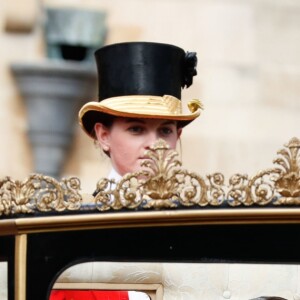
[
  {"x1": 128, "y1": 291, "x2": 150, "y2": 300},
  {"x1": 108, "y1": 168, "x2": 122, "y2": 182}
]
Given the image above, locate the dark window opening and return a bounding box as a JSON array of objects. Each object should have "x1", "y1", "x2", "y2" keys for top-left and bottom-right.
[{"x1": 60, "y1": 44, "x2": 88, "y2": 61}]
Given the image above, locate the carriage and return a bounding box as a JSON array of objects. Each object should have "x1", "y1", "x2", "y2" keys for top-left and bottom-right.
[{"x1": 1, "y1": 137, "x2": 300, "y2": 300}]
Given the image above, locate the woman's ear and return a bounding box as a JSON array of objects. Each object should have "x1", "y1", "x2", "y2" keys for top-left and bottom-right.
[{"x1": 94, "y1": 123, "x2": 110, "y2": 152}]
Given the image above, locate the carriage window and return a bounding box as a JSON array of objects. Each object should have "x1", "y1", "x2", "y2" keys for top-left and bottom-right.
[
  {"x1": 0, "y1": 262, "x2": 8, "y2": 300},
  {"x1": 51, "y1": 261, "x2": 298, "y2": 300}
]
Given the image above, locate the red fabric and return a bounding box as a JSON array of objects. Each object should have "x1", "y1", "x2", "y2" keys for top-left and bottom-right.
[{"x1": 50, "y1": 290, "x2": 129, "y2": 300}]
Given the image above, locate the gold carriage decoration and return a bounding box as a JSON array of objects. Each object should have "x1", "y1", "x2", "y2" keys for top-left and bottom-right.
[{"x1": 0, "y1": 137, "x2": 300, "y2": 216}]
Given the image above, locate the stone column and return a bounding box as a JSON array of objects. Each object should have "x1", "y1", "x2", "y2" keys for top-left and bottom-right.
[
  {"x1": 11, "y1": 61, "x2": 97, "y2": 178},
  {"x1": 10, "y1": 6, "x2": 107, "y2": 178}
]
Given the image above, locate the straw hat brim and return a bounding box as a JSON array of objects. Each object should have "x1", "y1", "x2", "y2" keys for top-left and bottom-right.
[{"x1": 79, "y1": 95, "x2": 202, "y2": 138}]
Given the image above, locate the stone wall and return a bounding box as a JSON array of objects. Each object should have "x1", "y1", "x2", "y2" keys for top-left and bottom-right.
[{"x1": 0, "y1": 0, "x2": 299, "y2": 192}]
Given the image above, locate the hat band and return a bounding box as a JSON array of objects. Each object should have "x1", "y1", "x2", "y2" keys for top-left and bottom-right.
[{"x1": 98, "y1": 95, "x2": 182, "y2": 116}]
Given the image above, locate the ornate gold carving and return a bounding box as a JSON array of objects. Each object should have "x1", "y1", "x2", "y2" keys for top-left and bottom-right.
[
  {"x1": 94, "y1": 139, "x2": 208, "y2": 210},
  {"x1": 227, "y1": 137, "x2": 300, "y2": 206},
  {"x1": 94, "y1": 138, "x2": 300, "y2": 210},
  {"x1": 273, "y1": 137, "x2": 300, "y2": 205},
  {"x1": 94, "y1": 140, "x2": 232, "y2": 210},
  {"x1": 0, "y1": 174, "x2": 81, "y2": 216},
  {"x1": 1, "y1": 137, "x2": 300, "y2": 215}
]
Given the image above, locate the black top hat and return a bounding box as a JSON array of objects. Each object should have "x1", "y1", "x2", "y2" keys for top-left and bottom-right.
[
  {"x1": 79, "y1": 42, "x2": 202, "y2": 138},
  {"x1": 95, "y1": 42, "x2": 197, "y2": 100}
]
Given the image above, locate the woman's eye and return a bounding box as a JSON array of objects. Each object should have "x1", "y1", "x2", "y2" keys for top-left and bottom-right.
[
  {"x1": 128, "y1": 126, "x2": 144, "y2": 134},
  {"x1": 159, "y1": 127, "x2": 173, "y2": 136}
]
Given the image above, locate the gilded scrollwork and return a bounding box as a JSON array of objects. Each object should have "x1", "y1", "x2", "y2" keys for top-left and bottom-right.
[
  {"x1": 94, "y1": 174, "x2": 145, "y2": 211},
  {"x1": 226, "y1": 137, "x2": 300, "y2": 206},
  {"x1": 273, "y1": 137, "x2": 300, "y2": 205},
  {"x1": 226, "y1": 170, "x2": 281, "y2": 207},
  {"x1": 94, "y1": 139, "x2": 218, "y2": 210},
  {"x1": 1, "y1": 137, "x2": 300, "y2": 215},
  {"x1": 93, "y1": 137, "x2": 300, "y2": 210},
  {"x1": 0, "y1": 174, "x2": 82, "y2": 216}
]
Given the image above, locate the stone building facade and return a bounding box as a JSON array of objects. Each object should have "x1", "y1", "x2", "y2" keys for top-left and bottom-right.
[{"x1": 0, "y1": 0, "x2": 299, "y2": 192}]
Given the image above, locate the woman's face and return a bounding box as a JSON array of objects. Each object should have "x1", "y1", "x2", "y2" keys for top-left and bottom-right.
[{"x1": 94, "y1": 117, "x2": 182, "y2": 176}]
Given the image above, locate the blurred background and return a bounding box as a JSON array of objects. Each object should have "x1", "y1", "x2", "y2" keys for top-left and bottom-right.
[{"x1": 0, "y1": 0, "x2": 299, "y2": 192}]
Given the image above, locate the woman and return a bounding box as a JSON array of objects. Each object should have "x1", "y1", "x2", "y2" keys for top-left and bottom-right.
[
  {"x1": 52, "y1": 42, "x2": 201, "y2": 300},
  {"x1": 79, "y1": 42, "x2": 202, "y2": 181}
]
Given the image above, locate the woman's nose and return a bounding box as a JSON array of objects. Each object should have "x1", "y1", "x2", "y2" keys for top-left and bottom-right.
[{"x1": 144, "y1": 132, "x2": 159, "y2": 149}]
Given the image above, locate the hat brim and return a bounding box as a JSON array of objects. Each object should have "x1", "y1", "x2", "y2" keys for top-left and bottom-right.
[{"x1": 78, "y1": 95, "x2": 201, "y2": 139}]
